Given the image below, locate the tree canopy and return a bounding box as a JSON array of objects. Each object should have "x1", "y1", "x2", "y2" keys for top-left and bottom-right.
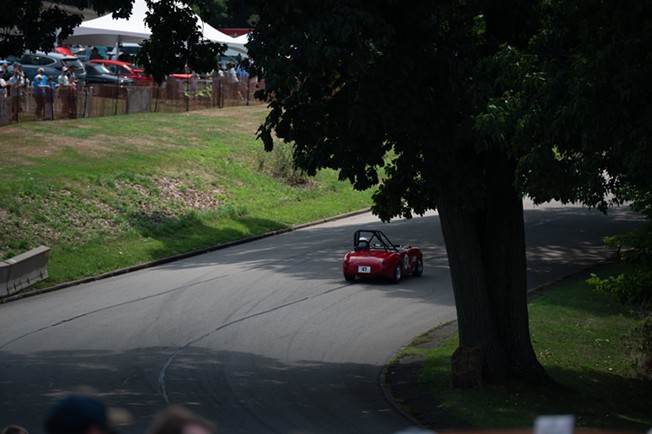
[
  {"x1": 524, "y1": 0, "x2": 652, "y2": 206},
  {"x1": 200, "y1": 0, "x2": 257, "y2": 28},
  {"x1": 247, "y1": 0, "x2": 652, "y2": 384}
]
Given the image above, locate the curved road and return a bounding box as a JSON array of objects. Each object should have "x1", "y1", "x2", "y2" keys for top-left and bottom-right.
[{"x1": 0, "y1": 203, "x2": 643, "y2": 433}]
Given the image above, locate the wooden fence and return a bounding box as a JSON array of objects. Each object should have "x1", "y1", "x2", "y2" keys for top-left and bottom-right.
[{"x1": 0, "y1": 76, "x2": 264, "y2": 126}]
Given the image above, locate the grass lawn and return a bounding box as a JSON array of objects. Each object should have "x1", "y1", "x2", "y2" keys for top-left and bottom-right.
[
  {"x1": 395, "y1": 264, "x2": 651, "y2": 431},
  {"x1": 0, "y1": 106, "x2": 374, "y2": 286}
]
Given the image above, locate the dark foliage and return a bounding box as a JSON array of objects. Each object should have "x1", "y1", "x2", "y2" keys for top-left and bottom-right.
[{"x1": 137, "y1": 0, "x2": 224, "y2": 83}]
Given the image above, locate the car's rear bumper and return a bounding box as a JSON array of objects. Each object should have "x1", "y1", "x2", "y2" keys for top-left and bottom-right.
[{"x1": 343, "y1": 257, "x2": 390, "y2": 278}]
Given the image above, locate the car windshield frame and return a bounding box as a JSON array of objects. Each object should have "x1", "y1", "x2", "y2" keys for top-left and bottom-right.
[{"x1": 354, "y1": 230, "x2": 398, "y2": 251}]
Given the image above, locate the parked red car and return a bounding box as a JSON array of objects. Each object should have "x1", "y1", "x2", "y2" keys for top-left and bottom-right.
[
  {"x1": 342, "y1": 230, "x2": 423, "y2": 283},
  {"x1": 55, "y1": 46, "x2": 75, "y2": 56},
  {"x1": 167, "y1": 73, "x2": 194, "y2": 80},
  {"x1": 89, "y1": 59, "x2": 152, "y2": 83}
]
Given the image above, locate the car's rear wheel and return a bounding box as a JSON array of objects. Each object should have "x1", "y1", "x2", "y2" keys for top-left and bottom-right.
[
  {"x1": 344, "y1": 273, "x2": 356, "y2": 282},
  {"x1": 392, "y1": 263, "x2": 402, "y2": 283},
  {"x1": 412, "y1": 257, "x2": 423, "y2": 277}
]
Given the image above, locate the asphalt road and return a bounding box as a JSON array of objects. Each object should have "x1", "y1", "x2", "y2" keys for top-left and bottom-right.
[{"x1": 0, "y1": 202, "x2": 644, "y2": 433}]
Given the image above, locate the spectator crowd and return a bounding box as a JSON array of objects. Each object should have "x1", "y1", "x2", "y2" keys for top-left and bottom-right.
[
  {"x1": 1, "y1": 61, "x2": 81, "y2": 122},
  {"x1": 0, "y1": 58, "x2": 256, "y2": 125},
  {"x1": 1, "y1": 394, "x2": 216, "y2": 434}
]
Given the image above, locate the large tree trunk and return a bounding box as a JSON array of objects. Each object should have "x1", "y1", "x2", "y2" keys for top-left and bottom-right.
[
  {"x1": 484, "y1": 155, "x2": 547, "y2": 381},
  {"x1": 437, "y1": 195, "x2": 509, "y2": 383},
  {"x1": 437, "y1": 159, "x2": 547, "y2": 385}
]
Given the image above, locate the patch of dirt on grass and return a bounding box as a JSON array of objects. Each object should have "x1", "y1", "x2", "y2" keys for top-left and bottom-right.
[
  {"x1": 158, "y1": 127, "x2": 182, "y2": 136},
  {"x1": 118, "y1": 176, "x2": 225, "y2": 214},
  {"x1": 75, "y1": 198, "x2": 120, "y2": 233},
  {"x1": 1, "y1": 131, "x2": 113, "y2": 165},
  {"x1": 0, "y1": 209, "x2": 13, "y2": 258},
  {"x1": 30, "y1": 196, "x2": 118, "y2": 244},
  {"x1": 0, "y1": 214, "x2": 65, "y2": 259},
  {"x1": 32, "y1": 224, "x2": 64, "y2": 246},
  {"x1": 193, "y1": 105, "x2": 268, "y2": 132},
  {"x1": 0, "y1": 191, "x2": 124, "y2": 253},
  {"x1": 193, "y1": 104, "x2": 267, "y2": 118},
  {"x1": 0, "y1": 145, "x2": 59, "y2": 167},
  {"x1": 1, "y1": 131, "x2": 179, "y2": 167},
  {"x1": 156, "y1": 176, "x2": 224, "y2": 210},
  {"x1": 42, "y1": 134, "x2": 170, "y2": 157}
]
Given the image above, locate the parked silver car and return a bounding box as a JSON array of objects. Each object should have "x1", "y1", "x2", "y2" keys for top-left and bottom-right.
[{"x1": 18, "y1": 52, "x2": 86, "y2": 84}]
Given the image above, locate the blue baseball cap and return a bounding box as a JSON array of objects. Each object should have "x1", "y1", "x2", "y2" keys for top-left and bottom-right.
[{"x1": 44, "y1": 394, "x2": 113, "y2": 434}]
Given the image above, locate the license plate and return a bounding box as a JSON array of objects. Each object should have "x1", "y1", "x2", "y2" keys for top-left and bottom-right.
[{"x1": 358, "y1": 266, "x2": 371, "y2": 273}]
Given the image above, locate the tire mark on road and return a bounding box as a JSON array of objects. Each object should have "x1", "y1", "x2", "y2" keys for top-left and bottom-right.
[
  {"x1": 158, "y1": 281, "x2": 355, "y2": 403},
  {"x1": 0, "y1": 274, "x2": 229, "y2": 350}
]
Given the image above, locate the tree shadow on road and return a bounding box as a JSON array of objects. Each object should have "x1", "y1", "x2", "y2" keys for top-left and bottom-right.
[
  {"x1": 0, "y1": 345, "x2": 422, "y2": 434},
  {"x1": 136, "y1": 205, "x2": 645, "y2": 306}
]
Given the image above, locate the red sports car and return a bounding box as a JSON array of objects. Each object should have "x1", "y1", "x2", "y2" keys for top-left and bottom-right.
[
  {"x1": 342, "y1": 230, "x2": 423, "y2": 283},
  {"x1": 89, "y1": 59, "x2": 153, "y2": 83}
]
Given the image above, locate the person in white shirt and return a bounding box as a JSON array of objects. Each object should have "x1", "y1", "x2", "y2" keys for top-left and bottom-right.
[
  {"x1": 57, "y1": 67, "x2": 70, "y2": 118},
  {"x1": 227, "y1": 63, "x2": 243, "y2": 99},
  {"x1": 66, "y1": 65, "x2": 79, "y2": 118},
  {"x1": 227, "y1": 63, "x2": 238, "y2": 84},
  {"x1": 8, "y1": 68, "x2": 24, "y2": 121},
  {"x1": 57, "y1": 67, "x2": 70, "y2": 86}
]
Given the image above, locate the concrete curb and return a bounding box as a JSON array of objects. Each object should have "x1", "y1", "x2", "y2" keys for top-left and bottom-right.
[
  {"x1": 378, "y1": 366, "x2": 423, "y2": 427},
  {"x1": 0, "y1": 208, "x2": 371, "y2": 304},
  {"x1": 379, "y1": 352, "x2": 433, "y2": 429}
]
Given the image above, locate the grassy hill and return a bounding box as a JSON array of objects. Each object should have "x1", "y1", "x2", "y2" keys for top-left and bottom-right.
[{"x1": 0, "y1": 106, "x2": 373, "y2": 285}]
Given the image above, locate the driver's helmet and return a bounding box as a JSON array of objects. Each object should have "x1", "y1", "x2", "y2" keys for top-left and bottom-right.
[{"x1": 356, "y1": 236, "x2": 370, "y2": 250}]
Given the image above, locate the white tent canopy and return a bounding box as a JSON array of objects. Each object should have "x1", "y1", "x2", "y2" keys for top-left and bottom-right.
[
  {"x1": 232, "y1": 33, "x2": 250, "y2": 45},
  {"x1": 64, "y1": 0, "x2": 150, "y2": 46},
  {"x1": 200, "y1": 24, "x2": 246, "y2": 54},
  {"x1": 64, "y1": 0, "x2": 246, "y2": 52}
]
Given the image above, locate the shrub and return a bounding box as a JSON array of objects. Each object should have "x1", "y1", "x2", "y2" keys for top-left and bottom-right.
[
  {"x1": 588, "y1": 221, "x2": 652, "y2": 306},
  {"x1": 257, "y1": 142, "x2": 309, "y2": 185},
  {"x1": 587, "y1": 268, "x2": 652, "y2": 305}
]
